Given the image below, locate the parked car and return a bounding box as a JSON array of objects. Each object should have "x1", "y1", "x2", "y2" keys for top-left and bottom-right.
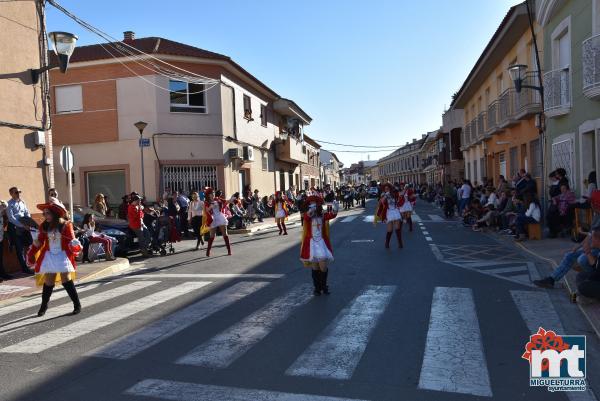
[
  {"x1": 368, "y1": 187, "x2": 379, "y2": 198},
  {"x1": 72, "y1": 206, "x2": 138, "y2": 256}
]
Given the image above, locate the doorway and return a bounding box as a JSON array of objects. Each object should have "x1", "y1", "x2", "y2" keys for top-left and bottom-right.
[{"x1": 239, "y1": 170, "x2": 247, "y2": 193}]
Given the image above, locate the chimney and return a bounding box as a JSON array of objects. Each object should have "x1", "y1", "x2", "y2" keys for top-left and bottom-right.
[{"x1": 123, "y1": 31, "x2": 135, "y2": 42}]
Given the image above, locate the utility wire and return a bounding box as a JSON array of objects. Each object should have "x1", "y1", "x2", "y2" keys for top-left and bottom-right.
[
  {"x1": 312, "y1": 138, "x2": 404, "y2": 149},
  {"x1": 323, "y1": 149, "x2": 394, "y2": 153}
]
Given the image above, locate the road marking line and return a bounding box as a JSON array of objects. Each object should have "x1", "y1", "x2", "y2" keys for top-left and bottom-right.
[
  {"x1": 363, "y1": 215, "x2": 374, "y2": 223},
  {"x1": 0, "y1": 282, "x2": 211, "y2": 354},
  {"x1": 422, "y1": 231, "x2": 430, "y2": 235},
  {"x1": 0, "y1": 285, "x2": 31, "y2": 295},
  {"x1": 177, "y1": 284, "x2": 313, "y2": 368},
  {"x1": 0, "y1": 281, "x2": 160, "y2": 336},
  {"x1": 428, "y1": 215, "x2": 444, "y2": 222},
  {"x1": 412, "y1": 214, "x2": 422, "y2": 222},
  {"x1": 340, "y1": 216, "x2": 358, "y2": 223},
  {"x1": 286, "y1": 285, "x2": 395, "y2": 380},
  {"x1": 510, "y1": 290, "x2": 564, "y2": 333},
  {"x1": 90, "y1": 281, "x2": 269, "y2": 360},
  {"x1": 351, "y1": 240, "x2": 374, "y2": 243},
  {"x1": 0, "y1": 282, "x2": 106, "y2": 318},
  {"x1": 123, "y1": 273, "x2": 284, "y2": 279},
  {"x1": 125, "y1": 379, "x2": 371, "y2": 401},
  {"x1": 418, "y1": 287, "x2": 492, "y2": 397},
  {"x1": 425, "y1": 237, "x2": 433, "y2": 241},
  {"x1": 483, "y1": 266, "x2": 528, "y2": 275}
]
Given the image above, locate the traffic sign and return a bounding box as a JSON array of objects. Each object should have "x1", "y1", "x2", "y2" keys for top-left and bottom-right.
[
  {"x1": 139, "y1": 138, "x2": 151, "y2": 147},
  {"x1": 60, "y1": 146, "x2": 74, "y2": 172}
]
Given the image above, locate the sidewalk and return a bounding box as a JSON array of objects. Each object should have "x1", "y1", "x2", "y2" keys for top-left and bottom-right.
[
  {"x1": 0, "y1": 257, "x2": 130, "y2": 306},
  {"x1": 514, "y1": 236, "x2": 600, "y2": 338},
  {"x1": 228, "y1": 213, "x2": 303, "y2": 235}
]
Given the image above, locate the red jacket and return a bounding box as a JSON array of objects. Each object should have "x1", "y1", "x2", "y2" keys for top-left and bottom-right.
[
  {"x1": 27, "y1": 222, "x2": 79, "y2": 272},
  {"x1": 300, "y1": 210, "x2": 337, "y2": 266},
  {"x1": 128, "y1": 204, "x2": 144, "y2": 230}
]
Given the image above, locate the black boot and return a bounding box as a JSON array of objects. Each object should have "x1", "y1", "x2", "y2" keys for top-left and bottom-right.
[
  {"x1": 321, "y1": 270, "x2": 330, "y2": 295},
  {"x1": 533, "y1": 277, "x2": 555, "y2": 289},
  {"x1": 63, "y1": 280, "x2": 81, "y2": 315},
  {"x1": 311, "y1": 270, "x2": 321, "y2": 296},
  {"x1": 37, "y1": 284, "x2": 54, "y2": 317}
]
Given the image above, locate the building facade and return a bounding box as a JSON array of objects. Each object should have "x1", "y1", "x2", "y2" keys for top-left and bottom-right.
[
  {"x1": 1, "y1": 0, "x2": 54, "y2": 272},
  {"x1": 320, "y1": 150, "x2": 343, "y2": 188},
  {"x1": 50, "y1": 33, "x2": 311, "y2": 206},
  {"x1": 442, "y1": 108, "x2": 466, "y2": 182},
  {"x1": 300, "y1": 135, "x2": 321, "y2": 189},
  {"x1": 378, "y1": 137, "x2": 425, "y2": 184},
  {"x1": 537, "y1": 0, "x2": 600, "y2": 195},
  {"x1": 451, "y1": 2, "x2": 543, "y2": 190}
]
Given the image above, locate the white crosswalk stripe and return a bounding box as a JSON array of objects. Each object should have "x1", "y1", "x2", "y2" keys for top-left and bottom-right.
[
  {"x1": 0, "y1": 281, "x2": 210, "y2": 354},
  {"x1": 418, "y1": 287, "x2": 492, "y2": 397},
  {"x1": 125, "y1": 379, "x2": 371, "y2": 401},
  {"x1": 177, "y1": 284, "x2": 313, "y2": 368},
  {"x1": 0, "y1": 281, "x2": 160, "y2": 336},
  {"x1": 428, "y1": 214, "x2": 444, "y2": 222},
  {"x1": 0, "y1": 282, "x2": 106, "y2": 319},
  {"x1": 340, "y1": 215, "x2": 358, "y2": 223},
  {"x1": 122, "y1": 273, "x2": 284, "y2": 280},
  {"x1": 90, "y1": 281, "x2": 269, "y2": 360},
  {"x1": 286, "y1": 285, "x2": 395, "y2": 380}
]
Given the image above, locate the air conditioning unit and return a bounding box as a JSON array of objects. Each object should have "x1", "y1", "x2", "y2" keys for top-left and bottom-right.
[
  {"x1": 228, "y1": 148, "x2": 242, "y2": 159},
  {"x1": 243, "y1": 146, "x2": 254, "y2": 161},
  {"x1": 34, "y1": 130, "x2": 46, "y2": 147}
]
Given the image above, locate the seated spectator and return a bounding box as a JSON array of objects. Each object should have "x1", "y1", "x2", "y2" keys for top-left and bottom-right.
[
  {"x1": 575, "y1": 229, "x2": 600, "y2": 300},
  {"x1": 573, "y1": 171, "x2": 597, "y2": 210},
  {"x1": 463, "y1": 199, "x2": 483, "y2": 227},
  {"x1": 228, "y1": 196, "x2": 246, "y2": 229},
  {"x1": 547, "y1": 183, "x2": 576, "y2": 238},
  {"x1": 534, "y1": 191, "x2": 600, "y2": 288},
  {"x1": 252, "y1": 190, "x2": 265, "y2": 222},
  {"x1": 548, "y1": 170, "x2": 561, "y2": 199},
  {"x1": 514, "y1": 194, "x2": 541, "y2": 241},
  {"x1": 498, "y1": 190, "x2": 518, "y2": 232},
  {"x1": 82, "y1": 213, "x2": 116, "y2": 260},
  {"x1": 118, "y1": 195, "x2": 130, "y2": 220},
  {"x1": 93, "y1": 193, "x2": 108, "y2": 216}
]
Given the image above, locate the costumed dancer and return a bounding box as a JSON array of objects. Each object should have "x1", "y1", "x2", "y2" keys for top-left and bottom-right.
[
  {"x1": 374, "y1": 183, "x2": 404, "y2": 248},
  {"x1": 300, "y1": 195, "x2": 338, "y2": 296},
  {"x1": 399, "y1": 183, "x2": 417, "y2": 232},
  {"x1": 201, "y1": 188, "x2": 232, "y2": 256},
  {"x1": 27, "y1": 198, "x2": 82, "y2": 317},
  {"x1": 273, "y1": 191, "x2": 289, "y2": 235}
]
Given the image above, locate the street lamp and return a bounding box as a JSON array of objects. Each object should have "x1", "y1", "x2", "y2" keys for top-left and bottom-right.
[
  {"x1": 30, "y1": 31, "x2": 78, "y2": 85},
  {"x1": 134, "y1": 121, "x2": 148, "y2": 197},
  {"x1": 508, "y1": 64, "x2": 543, "y2": 94}
]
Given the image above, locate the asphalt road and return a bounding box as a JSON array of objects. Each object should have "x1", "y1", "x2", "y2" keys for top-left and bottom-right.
[{"x1": 0, "y1": 199, "x2": 599, "y2": 401}]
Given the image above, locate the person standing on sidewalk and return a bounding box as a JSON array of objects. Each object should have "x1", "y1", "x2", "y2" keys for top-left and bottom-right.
[
  {"x1": 188, "y1": 191, "x2": 204, "y2": 250},
  {"x1": 27, "y1": 198, "x2": 82, "y2": 317},
  {"x1": 300, "y1": 195, "x2": 338, "y2": 296},
  {"x1": 534, "y1": 191, "x2": 600, "y2": 288},
  {"x1": 177, "y1": 191, "x2": 190, "y2": 237},
  {"x1": 458, "y1": 179, "x2": 472, "y2": 216},
  {"x1": 128, "y1": 194, "x2": 150, "y2": 257},
  {"x1": 6, "y1": 187, "x2": 34, "y2": 275},
  {"x1": 0, "y1": 200, "x2": 12, "y2": 280}
]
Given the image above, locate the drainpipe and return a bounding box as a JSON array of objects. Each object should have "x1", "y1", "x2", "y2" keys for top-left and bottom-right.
[{"x1": 221, "y1": 81, "x2": 237, "y2": 140}]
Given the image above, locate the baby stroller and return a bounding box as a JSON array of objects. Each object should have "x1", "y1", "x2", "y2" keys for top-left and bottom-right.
[{"x1": 153, "y1": 210, "x2": 181, "y2": 256}]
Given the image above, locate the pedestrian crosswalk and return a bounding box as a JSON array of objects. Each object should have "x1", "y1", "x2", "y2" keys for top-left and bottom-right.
[{"x1": 0, "y1": 277, "x2": 593, "y2": 400}]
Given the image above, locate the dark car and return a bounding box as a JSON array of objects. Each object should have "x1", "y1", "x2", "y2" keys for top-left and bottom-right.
[{"x1": 72, "y1": 206, "x2": 138, "y2": 256}]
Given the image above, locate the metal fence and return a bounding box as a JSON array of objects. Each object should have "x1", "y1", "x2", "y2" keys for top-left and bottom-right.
[{"x1": 161, "y1": 165, "x2": 218, "y2": 194}]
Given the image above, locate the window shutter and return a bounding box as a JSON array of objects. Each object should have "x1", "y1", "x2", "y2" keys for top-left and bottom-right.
[{"x1": 55, "y1": 85, "x2": 83, "y2": 113}]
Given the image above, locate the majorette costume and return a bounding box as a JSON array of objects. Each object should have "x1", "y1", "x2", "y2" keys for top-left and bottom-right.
[
  {"x1": 27, "y1": 198, "x2": 82, "y2": 317},
  {"x1": 273, "y1": 191, "x2": 289, "y2": 235},
  {"x1": 399, "y1": 184, "x2": 417, "y2": 232},
  {"x1": 300, "y1": 195, "x2": 338, "y2": 296},
  {"x1": 201, "y1": 188, "x2": 232, "y2": 256},
  {"x1": 374, "y1": 184, "x2": 405, "y2": 249}
]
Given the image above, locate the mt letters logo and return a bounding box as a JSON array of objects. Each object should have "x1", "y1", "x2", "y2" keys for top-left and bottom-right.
[{"x1": 522, "y1": 327, "x2": 586, "y2": 392}]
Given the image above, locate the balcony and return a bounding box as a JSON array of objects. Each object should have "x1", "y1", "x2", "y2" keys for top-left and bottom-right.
[
  {"x1": 476, "y1": 112, "x2": 486, "y2": 141},
  {"x1": 486, "y1": 101, "x2": 500, "y2": 136},
  {"x1": 543, "y1": 67, "x2": 571, "y2": 117},
  {"x1": 461, "y1": 123, "x2": 471, "y2": 150},
  {"x1": 498, "y1": 89, "x2": 518, "y2": 128},
  {"x1": 583, "y1": 34, "x2": 600, "y2": 99},
  {"x1": 275, "y1": 136, "x2": 307, "y2": 164},
  {"x1": 514, "y1": 72, "x2": 542, "y2": 119}
]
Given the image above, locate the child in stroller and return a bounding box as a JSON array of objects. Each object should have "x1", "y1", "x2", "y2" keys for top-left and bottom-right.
[{"x1": 153, "y1": 208, "x2": 181, "y2": 256}]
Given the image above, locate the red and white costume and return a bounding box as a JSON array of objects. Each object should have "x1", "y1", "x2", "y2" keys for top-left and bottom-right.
[
  {"x1": 201, "y1": 196, "x2": 230, "y2": 233},
  {"x1": 300, "y1": 197, "x2": 338, "y2": 265},
  {"x1": 375, "y1": 190, "x2": 405, "y2": 223}
]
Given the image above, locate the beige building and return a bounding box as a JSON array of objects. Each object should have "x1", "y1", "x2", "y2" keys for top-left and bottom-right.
[
  {"x1": 319, "y1": 150, "x2": 343, "y2": 188},
  {"x1": 378, "y1": 136, "x2": 426, "y2": 184},
  {"x1": 50, "y1": 33, "x2": 311, "y2": 206},
  {"x1": 301, "y1": 135, "x2": 322, "y2": 189}
]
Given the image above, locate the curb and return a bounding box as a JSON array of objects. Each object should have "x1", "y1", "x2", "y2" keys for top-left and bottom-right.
[
  {"x1": 229, "y1": 214, "x2": 303, "y2": 235},
  {"x1": 514, "y1": 241, "x2": 600, "y2": 339},
  {"x1": 77, "y1": 258, "x2": 131, "y2": 283}
]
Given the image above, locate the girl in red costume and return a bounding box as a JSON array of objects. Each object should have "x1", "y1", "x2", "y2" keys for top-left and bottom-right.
[
  {"x1": 399, "y1": 183, "x2": 417, "y2": 232},
  {"x1": 27, "y1": 198, "x2": 82, "y2": 317},
  {"x1": 201, "y1": 188, "x2": 232, "y2": 256},
  {"x1": 273, "y1": 191, "x2": 289, "y2": 235},
  {"x1": 300, "y1": 195, "x2": 339, "y2": 296},
  {"x1": 374, "y1": 183, "x2": 404, "y2": 248}
]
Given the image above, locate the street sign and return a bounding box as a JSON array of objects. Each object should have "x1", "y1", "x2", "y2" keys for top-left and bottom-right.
[
  {"x1": 60, "y1": 146, "x2": 74, "y2": 172},
  {"x1": 139, "y1": 138, "x2": 151, "y2": 147}
]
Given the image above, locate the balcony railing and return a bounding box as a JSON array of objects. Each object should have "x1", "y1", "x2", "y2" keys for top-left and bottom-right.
[
  {"x1": 486, "y1": 101, "x2": 498, "y2": 135},
  {"x1": 515, "y1": 71, "x2": 542, "y2": 118},
  {"x1": 476, "y1": 112, "x2": 486, "y2": 140},
  {"x1": 583, "y1": 33, "x2": 600, "y2": 99},
  {"x1": 498, "y1": 88, "x2": 517, "y2": 127},
  {"x1": 462, "y1": 122, "x2": 472, "y2": 149},
  {"x1": 543, "y1": 67, "x2": 571, "y2": 117}
]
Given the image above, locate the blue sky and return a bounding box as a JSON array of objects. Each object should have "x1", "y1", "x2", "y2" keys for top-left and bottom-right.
[{"x1": 47, "y1": 0, "x2": 521, "y2": 166}]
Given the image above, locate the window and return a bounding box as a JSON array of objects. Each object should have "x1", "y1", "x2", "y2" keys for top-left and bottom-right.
[
  {"x1": 260, "y1": 104, "x2": 267, "y2": 127},
  {"x1": 261, "y1": 151, "x2": 268, "y2": 171},
  {"x1": 243, "y1": 95, "x2": 252, "y2": 120},
  {"x1": 169, "y1": 80, "x2": 206, "y2": 113},
  {"x1": 86, "y1": 170, "x2": 126, "y2": 207},
  {"x1": 55, "y1": 85, "x2": 82, "y2": 114}
]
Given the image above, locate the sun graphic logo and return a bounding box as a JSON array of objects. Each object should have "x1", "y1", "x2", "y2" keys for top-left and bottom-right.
[{"x1": 522, "y1": 327, "x2": 587, "y2": 392}]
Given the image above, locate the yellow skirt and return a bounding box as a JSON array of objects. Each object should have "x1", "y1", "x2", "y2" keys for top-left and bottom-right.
[{"x1": 35, "y1": 272, "x2": 77, "y2": 287}]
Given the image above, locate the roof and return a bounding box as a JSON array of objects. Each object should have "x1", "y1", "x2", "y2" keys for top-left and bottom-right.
[
  {"x1": 303, "y1": 134, "x2": 321, "y2": 149},
  {"x1": 55, "y1": 36, "x2": 282, "y2": 99},
  {"x1": 361, "y1": 160, "x2": 378, "y2": 168},
  {"x1": 451, "y1": 2, "x2": 530, "y2": 108}
]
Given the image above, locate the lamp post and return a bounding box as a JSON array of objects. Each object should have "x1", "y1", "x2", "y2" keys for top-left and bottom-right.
[
  {"x1": 30, "y1": 31, "x2": 78, "y2": 84},
  {"x1": 134, "y1": 121, "x2": 148, "y2": 197}
]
